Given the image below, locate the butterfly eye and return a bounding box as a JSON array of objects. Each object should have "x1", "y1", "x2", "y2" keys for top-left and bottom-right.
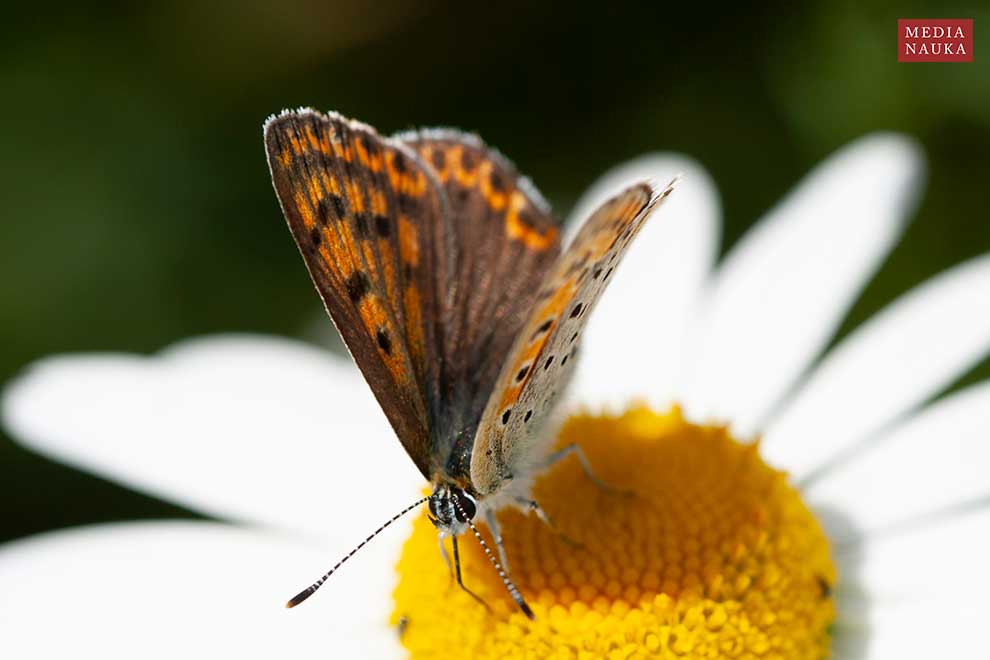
[{"x1": 453, "y1": 489, "x2": 477, "y2": 522}]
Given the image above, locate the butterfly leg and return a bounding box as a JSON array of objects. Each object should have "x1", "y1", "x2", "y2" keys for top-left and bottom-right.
[
  {"x1": 484, "y1": 509, "x2": 513, "y2": 577},
  {"x1": 541, "y1": 443, "x2": 625, "y2": 494},
  {"x1": 516, "y1": 498, "x2": 582, "y2": 548},
  {"x1": 451, "y1": 533, "x2": 492, "y2": 612},
  {"x1": 519, "y1": 498, "x2": 555, "y2": 527},
  {"x1": 437, "y1": 533, "x2": 453, "y2": 580}
]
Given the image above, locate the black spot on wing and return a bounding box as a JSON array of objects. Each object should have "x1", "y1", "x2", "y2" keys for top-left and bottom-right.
[
  {"x1": 346, "y1": 271, "x2": 370, "y2": 303},
  {"x1": 355, "y1": 212, "x2": 371, "y2": 238},
  {"x1": 376, "y1": 328, "x2": 392, "y2": 355},
  {"x1": 517, "y1": 209, "x2": 537, "y2": 230},
  {"x1": 489, "y1": 171, "x2": 506, "y2": 192},
  {"x1": 531, "y1": 319, "x2": 553, "y2": 340},
  {"x1": 398, "y1": 194, "x2": 418, "y2": 214},
  {"x1": 316, "y1": 196, "x2": 339, "y2": 224},
  {"x1": 374, "y1": 214, "x2": 391, "y2": 237}
]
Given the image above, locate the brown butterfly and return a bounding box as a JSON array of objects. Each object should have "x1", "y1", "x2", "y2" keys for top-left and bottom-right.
[{"x1": 264, "y1": 109, "x2": 676, "y2": 618}]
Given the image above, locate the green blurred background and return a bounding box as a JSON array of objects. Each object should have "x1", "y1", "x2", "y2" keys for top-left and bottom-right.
[{"x1": 1, "y1": 1, "x2": 988, "y2": 543}]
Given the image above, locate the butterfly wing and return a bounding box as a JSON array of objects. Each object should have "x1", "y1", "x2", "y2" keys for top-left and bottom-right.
[
  {"x1": 264, "y1": 109, "x2": 452, "y2": 479},
  {"x1": 470, "y1": 180, "x2": 678, "y2": 495},
  {"x1": 397, "y1": 130, "x2": 562, "y2": 480}
]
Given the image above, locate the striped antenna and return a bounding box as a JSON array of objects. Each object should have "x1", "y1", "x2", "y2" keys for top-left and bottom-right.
[
  {"x1": 285, "y1": 495, "x2": 430, "y2": 608},
  {"x1": 452, "y1": 498, "x2": 535, "y2": 620}
]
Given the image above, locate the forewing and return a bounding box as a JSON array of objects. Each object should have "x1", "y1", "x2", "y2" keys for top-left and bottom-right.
[
  {"x1": 470, "y1": 180, "x2": 678, "y2": 494},
  {"x1": 399, "y1": 130, "x2": 562, "y2": 477},
  {"x1": 264, "y1": 109, "x2": 451, "y2": 479}
]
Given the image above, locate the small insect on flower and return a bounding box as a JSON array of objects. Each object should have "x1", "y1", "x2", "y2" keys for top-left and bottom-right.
[{"x1": 263, "y1": 109, "x2": 677, "y2": 617}]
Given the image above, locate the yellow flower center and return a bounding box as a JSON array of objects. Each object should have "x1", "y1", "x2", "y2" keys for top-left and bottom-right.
[{"x1": 392, "y1": 407, "x2": 835, "y2": 659}]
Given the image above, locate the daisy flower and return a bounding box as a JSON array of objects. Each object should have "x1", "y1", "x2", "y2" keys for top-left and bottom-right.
[{"x1": 3, "y1": 133, "x2": 989, "y2": 659}]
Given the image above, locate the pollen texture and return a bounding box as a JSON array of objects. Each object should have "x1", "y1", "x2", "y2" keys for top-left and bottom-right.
[{"x1": 392, "y1": 407, "x2": 835, "y2": 659}]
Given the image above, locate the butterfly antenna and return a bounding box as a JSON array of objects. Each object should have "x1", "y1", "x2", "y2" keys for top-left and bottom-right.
[
  {"x1": 452, "y1": 498, "x2": 535, "y2": 620},
  {"x1": 285, "y1": 495, "x2": 430, "y2": 609}
]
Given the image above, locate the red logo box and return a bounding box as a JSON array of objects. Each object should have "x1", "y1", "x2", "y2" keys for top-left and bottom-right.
[{"x1": 899, "y1": 19, "x2": 973, "y2": 62}]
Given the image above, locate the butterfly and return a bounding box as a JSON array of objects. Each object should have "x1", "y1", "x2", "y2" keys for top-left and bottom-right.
[{"x1": 264, "y1": 109, "x2": 676, "y2": 618}]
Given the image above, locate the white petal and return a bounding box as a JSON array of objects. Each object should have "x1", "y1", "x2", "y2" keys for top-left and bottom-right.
[
  {"x1": 835, "y1": 509, "x2": 990, "y2": 659},
  {"x1": 807, "y1": 381, "x2": 990, "y2": 534},
  {"x1": 0, "y1": 522, "x2": 404, "y2": 659},
  {"x1": 1, "y1": 335, "x2": 425, "y2": 539},
  {"x1": 568, "y1": 154, "x2": 720, "y2": 409},
  {"x1": 680, "y1": 134, "x2": 925, "y2": 435},
  {"x1": 764, "y1": 255, "x2": 990, "y2": 479},
  {"x1": 848, "y1": 508, "x2": 990, "y2": 602},
  {"x1": 861, "y1": 602, "x2": 986, "y2": 659}
]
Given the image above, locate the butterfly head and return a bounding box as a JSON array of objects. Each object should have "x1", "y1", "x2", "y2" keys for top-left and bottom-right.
[{"x1": 427, "y1": 483, "x2": 477, "y2": 533}]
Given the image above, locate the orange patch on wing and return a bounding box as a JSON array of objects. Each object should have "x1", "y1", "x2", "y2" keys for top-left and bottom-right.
[
  {"x1": 453, "y1": 159, "x2": 480, "y2": 187},
  {"x1": 494, "y1": 283, "x2": 576, "y2": 411},
  {"x1": 446, "y1": 145, "x2": 463, "y2": 178},
  {"x1": 408, "y1": 173, "x2": 429, "y2": 196},
  {"x1": 399, "y1": 217, "x2": 420, "y2": 266},
  {"x1": 330, "y1": 135, "x2": 353, "y2": 163},
  {"x1": 422, "y1": 146, "x2": 449, "y2": 182},
  {"x1": 344, "y1": 179, "x2": 366, "y2": 213},
  {"x1": 384, "y1": 151, "x2": 406, "y2": 188},
  {"x1": 316, "y1": 243, "x2": 353, "y2": 285},
  {"x1": 370, "y1": 190, "x2": 388, "y2": 215},
  {"x1": 303, "y1": 125, "x2": 330, "y2": 155},
  {"x1": 355, "y1": 138, "x2": 384, "y2": 172},
  {"x1": 357, "y1": 295, "x2": 389, "y2": 332},
  {"x1": 284, "y1": 131, "x2": 308, "y2": 164},
  {"x1": 293, "y1": 190, "x2": 317, "y2": 228},
  {"x1": 402, "y1": 285, "x2": 425, "y2": 363},
  {"x1": 319, "y1": 170, "x2": 343, "y2": 197},
  {"x1": 360, "y1": 241, "x2": 377, "y2": 281},
  {"x1": 317, "y1": 243, "x2": 333, "y2": 268},
  {"x1": 324, "y1": 206, "x2": 367, "y2": 288},
  {"x1": 477, "y1": 161, "x2": 508, "y2": 211},
  {"x1": 305, "y1": 177, "x2": 324, "y2": 206},
  {"x1": 497, "y1": 387, "x2": 522, "y2": 412},
  {"x1": 355, "y1": 299, "x2": 407, "y2": 381},
  {"x1": 379, "y1": 242, "x2": 399, "y2": 300},
  {"x1": 506, "y1": 196, "x2": 557, "y2": 250}
]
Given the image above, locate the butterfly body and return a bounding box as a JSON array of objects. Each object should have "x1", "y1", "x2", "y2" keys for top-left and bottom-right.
[{"x1": 264, "y1": 109, "x2": 675, "y2": 614}]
